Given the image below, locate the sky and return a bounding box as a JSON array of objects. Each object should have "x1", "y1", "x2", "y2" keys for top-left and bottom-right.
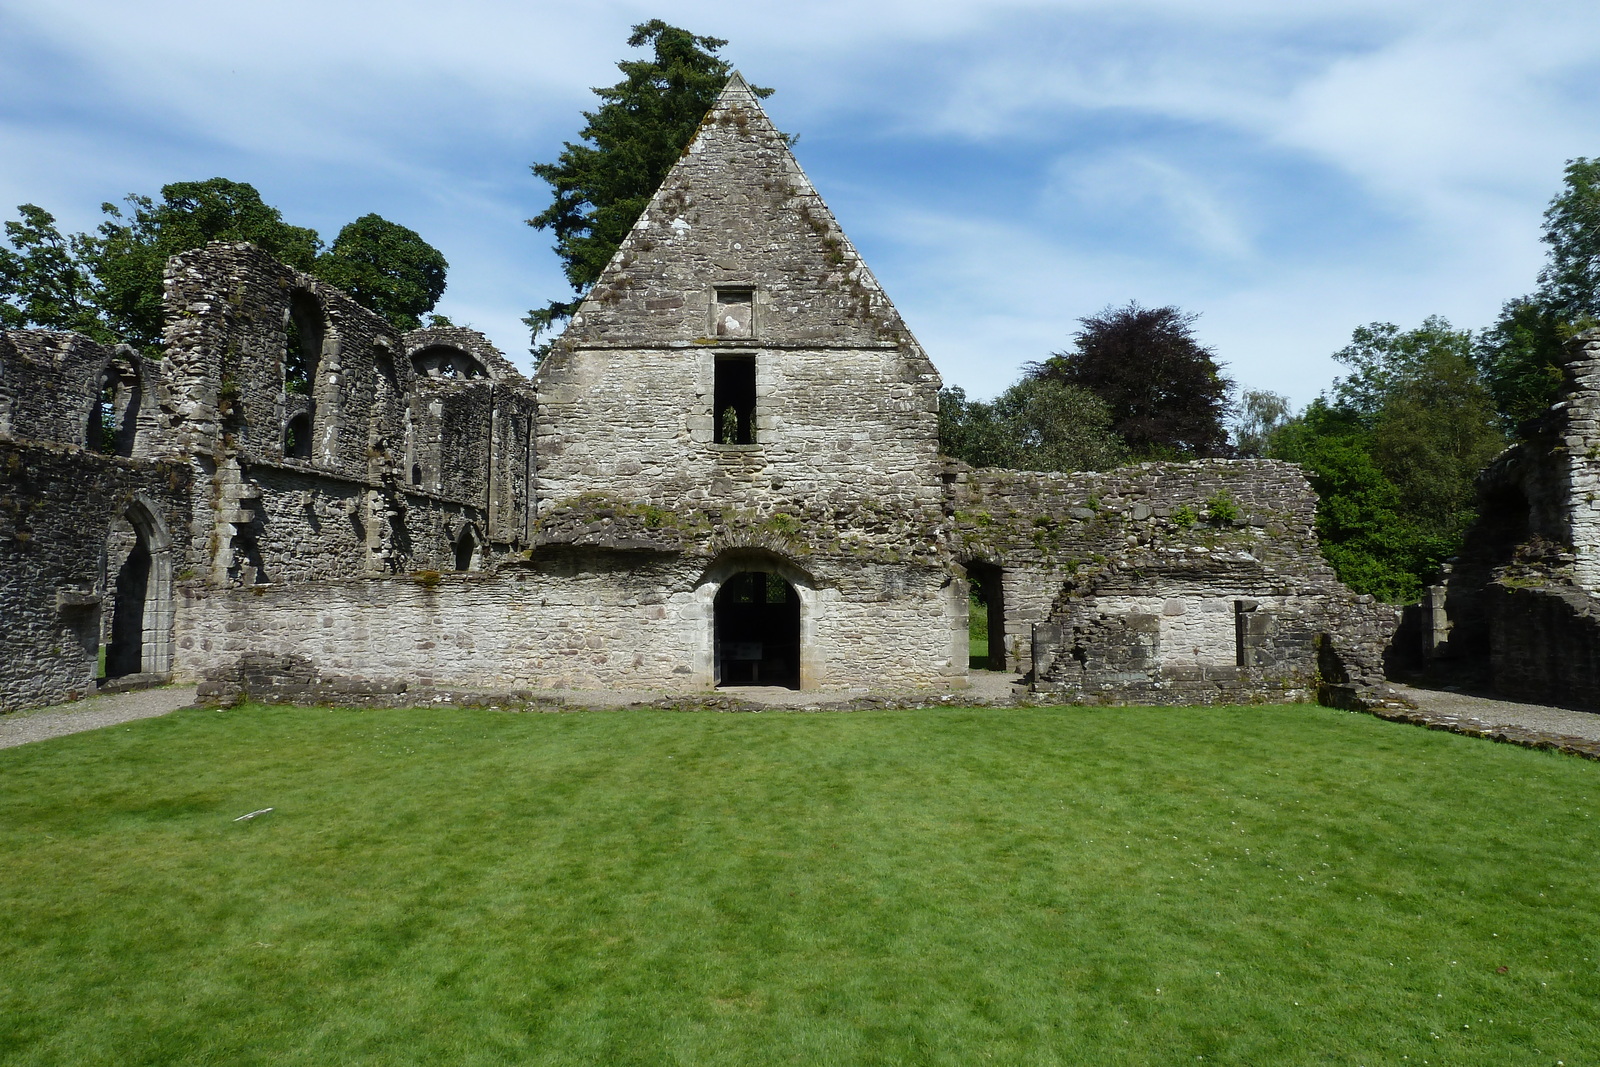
[{"x1": 2, "y1": 1, "x2": 1598, "y2": 408}]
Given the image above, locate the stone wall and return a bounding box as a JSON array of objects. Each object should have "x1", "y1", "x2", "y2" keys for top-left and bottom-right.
[
  {"x1": 0, "y1": 439, "x2": 192, "y2": 710},
  {"x1": 178, "y1": 549, "x2": 964, "y2": 699},
  {"x1": 949, "y1": 458, "x2": 1397, "y2": 705}
]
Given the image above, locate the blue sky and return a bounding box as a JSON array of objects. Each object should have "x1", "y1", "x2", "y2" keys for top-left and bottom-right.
[{"x1": 2, "y1": 1, "x2": 1597, "y2": 408}]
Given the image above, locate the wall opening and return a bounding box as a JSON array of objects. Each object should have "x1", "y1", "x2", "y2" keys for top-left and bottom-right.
[
  {"x1": 715, "y1": 571, "x2": 800, "y2": 688},
  {"x1": 99, "y1": 497, "x2": 173, "y2": 681},
  {"x1": 453, "y1": 525, "x2": 479, "y2": 572},
  {"x1": 714, "y1": 354, "x2": 756, "y2": 445},
  {"x1": 284, "y1": 412, "x2": 312, "y2": 459},
  {"x1": 89, "y1": 361, "x2": 141, "y2": 457},
  {"x1": 965, "y1": 560, "x2": 1007, "y2": 671},
  {"x1": 105, "y1": 530, "x2": 150, "y2": 678},
  {"x1": 284, "y1": 291, "x2": 324, "y2": 396},
  {"x1": 412, "y1": 345, "x2": 487, "y2": 380}
]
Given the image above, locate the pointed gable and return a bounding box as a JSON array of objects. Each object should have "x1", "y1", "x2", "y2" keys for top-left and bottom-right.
[{"x1": 553, "y1": 73, "x2": 923, "y2": 354}]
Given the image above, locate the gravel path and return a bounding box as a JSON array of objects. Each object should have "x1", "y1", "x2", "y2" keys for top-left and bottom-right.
[
  {"x1": 1386, "y1": 683, "x2": 1600, "y2": 744},
  {"x1": 0, "y1": 685, "x2": 198, "y2": 750}
]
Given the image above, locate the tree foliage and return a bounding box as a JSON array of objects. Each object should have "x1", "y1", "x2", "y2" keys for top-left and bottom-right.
[
  {"x1": 1232, "y1": 389, "x2": 1292, "y2": 458},
  {"x1": 1473, "y1": 159, "x2": 1600, "y2": 433},
  {"x1": 1538, "y1": 156, "x2": 1600, "y2": 321},
  {"x1": 939, "y1": 379, "x2": 1125, "y2": 473},
  {"x1": 1269, "y1": 318, "x2": 1506, "y2": 602},
  {"x1": 315, "y1": 214, "x2": 448, "y2": 333},
  {"x1": 1032, "y1": 302, "x2": 1233, "y2": 459},
  {"x1": 526, "y1": 20, "x2": 774, "y2": 346},
  {"x1": 0, "y1": 179, "x2": 447, "y2": 346}
]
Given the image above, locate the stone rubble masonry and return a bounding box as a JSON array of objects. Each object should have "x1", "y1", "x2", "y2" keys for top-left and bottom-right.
[
  {"x1": 948, "y1": 458, "x2": 1397, "y2": 706},
  {"x1": 0, "y1": 439, "x2": 192, "y2": 711},
  {"x1": 1439, "y1": 329, "x2": 1600, "y2": 709}
]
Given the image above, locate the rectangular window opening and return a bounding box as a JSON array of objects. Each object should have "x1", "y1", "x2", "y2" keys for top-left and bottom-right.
[{"x1": 714, "y1": 355, "x2": 756, "y2": 445}]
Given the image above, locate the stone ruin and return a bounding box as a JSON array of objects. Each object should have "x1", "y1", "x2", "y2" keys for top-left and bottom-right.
[
  {"x1": 1422, "y1": 327, "x2": 1600, "y2": 708},
  {"x1": 0, "y1": 74, "x2": 1397, "y2": 712}
]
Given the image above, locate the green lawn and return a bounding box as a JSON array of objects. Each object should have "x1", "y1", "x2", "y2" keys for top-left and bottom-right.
[{"x1": 2, "y1": 704, "x2": 1598, "y2": 1066}]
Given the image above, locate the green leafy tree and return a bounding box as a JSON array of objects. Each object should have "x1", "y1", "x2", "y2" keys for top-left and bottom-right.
[
  {"x1": 1, "y1": 179, "x2": 448, "y2": 346},
  {"x1": 1233, "y1": 389, "x2": 1292, "y2": 458},
  {"x1": 1032, "y1": 302, "x2": 1233, "y2": 459},
  {"x1": 314, "y1": 214, "x2": 448, "y2": 332},
  {"x1": 1474, "y1": 159, "x2": 1600, "y2": 433},
  {"x1": 939, "y1": 379, "x2": 1125, "y2": 472},
  {"x1": 526, "y1": 20, "x2": 775, "y2": 346},
  {"x1": 92, "y1": 178, "x2": 323, "y2": 346},
  {"x1": 0, "y1": 205, "x2": 104, "y2": 338},
  {"x1": 1538, "y1": 157, "x2": 1600, "y2": 320},
  {"x1": 1270, "y1": 318, "x2": 1506, "y2": 602}
]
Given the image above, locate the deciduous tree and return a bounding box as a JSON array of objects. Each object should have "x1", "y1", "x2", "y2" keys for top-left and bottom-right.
[{"x1": 1032, "y1": 302, "x2": 1232, "y2": 459}]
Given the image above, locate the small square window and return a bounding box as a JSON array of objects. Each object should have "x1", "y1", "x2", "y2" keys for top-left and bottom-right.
[{"x1": 715, "y1": 288, "x2": 754, "y2": 339}]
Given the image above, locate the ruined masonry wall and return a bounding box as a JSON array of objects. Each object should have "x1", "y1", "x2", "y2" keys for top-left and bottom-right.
[
  {"x1": 0, "y1": 440, "x2": 192, "y2": 710},
  {"x1": 951, "y1": 458, "x2": 1396, "y2": 703},
  {"x1": 176, "y1": 555, "x2": 961, "y2": 695}
]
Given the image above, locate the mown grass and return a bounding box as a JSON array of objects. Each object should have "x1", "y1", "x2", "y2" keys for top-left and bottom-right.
[{"x1": 1, "y1": 703, "x2": 1597, "y2": 1066}]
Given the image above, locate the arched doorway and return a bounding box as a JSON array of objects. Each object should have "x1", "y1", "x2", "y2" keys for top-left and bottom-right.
[
  {"x1": 715, "y1": 571, "x2": 801, "y2": 688},
  {"x1": 100, "y1": 496, "x2": 174, "y2": 682}
]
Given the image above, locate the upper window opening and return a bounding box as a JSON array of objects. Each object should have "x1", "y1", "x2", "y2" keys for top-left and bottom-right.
[
  {"x1": 89, "y1": 362, "x2": 141, "y2": 457},
  {"x1": 284, "y1": 413, "x2": 312, "y2": 459},
  {"x1": 714, "y1": 355, "x2": 756, "y2": 445},
  {"x1": 715, "y1": 288, "x2": 754, "y2": 339},
  {"x1": 412, "y1": 345, "x2": 487, "y2": 380},
  {"x1": 285, "y1": 292, "x2": 324, "y2": 396}
]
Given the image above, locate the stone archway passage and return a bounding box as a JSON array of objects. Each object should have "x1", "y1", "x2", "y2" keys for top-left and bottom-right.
[
  {"x1": 715, "y1": 571, "x2": 801, "y2": 689},
  {"x1": 105, "y1": 533, "x2": 150, "y2": 678}
]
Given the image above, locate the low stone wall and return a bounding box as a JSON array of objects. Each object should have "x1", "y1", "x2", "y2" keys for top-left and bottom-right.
[
  {"x1": 950, "y1": 459, "x2": 1398, "y2": 704},
  {"x1": 177, "y1": 549, "x2": 965, "y2": 700}
]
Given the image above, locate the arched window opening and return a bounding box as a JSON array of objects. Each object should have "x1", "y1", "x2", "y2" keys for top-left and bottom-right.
[
  {"x1": 411, "y1": 463, "x2": 423, "y2": 487},
  {"x1": 284, "y1": 291, "x2": 324, "y2": 396},
  {"x1": 284, "y1": 413, "x2": 313, "y2": 459},
  {"x1": 89, "y1": 362, "x2": 141, "y2": 457},
  {"x1": 411, "y1": 345, "x2": 487, "y2": 381},
  {"x1": 453, "y1": 525, "x2": 480, "y2": 572},
  {"x1": 965, "y1": 560, "x2": 1007, "y2": 672},
  {"x1": 99, "y1": 498, "x2": 173, "y2": 682},
  {"x1": 715, "y1": 571, "x2": 800, "y2": 689}
]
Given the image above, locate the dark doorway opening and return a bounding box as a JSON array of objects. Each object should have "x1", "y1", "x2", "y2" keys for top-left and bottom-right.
[
  {"x1": 966, "y1": 560, "x2": 1007, "y2": 672},
  {"x1": 106, "y1": 534, "x2": 150, "y2": 678},
  {"x1": 714, "y1": 355, "x2": 756, "y2": 445},
  {"x1": 715, "y1": 571, "x2": 800, "y2": 688}
]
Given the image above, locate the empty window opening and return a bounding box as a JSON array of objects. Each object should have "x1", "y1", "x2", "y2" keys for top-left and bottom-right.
[
  {"x1": 284, "y1": 291, "x2": 324, "y2": 396},
  {"x1": 714, "y1": 288, "x2": 754, "y2": 339},
  {"x1": 714, "y1": 355, "x2": 756, "y2": 445},
  {"x1": 89, "y1": 363, "x2": 141, "y2": 456},
  {"x1": 453, "y1": 526, "x2": 480, "y2": 572},
  {"x1": 411, "y1": 463, "x2": 423, "y2": 486},
  {"x1": 284, "y1": 413, "x2": 313, "y2": 459},
  {"x1": 715, "y1": 571, "x2": 800, "y2": 689},
  {"x1": 412, "y1": 345, "x2": 487, "y2": 380},
  {"x1": 966, "y1": 560, "x2": 1007, "y2": 672}
]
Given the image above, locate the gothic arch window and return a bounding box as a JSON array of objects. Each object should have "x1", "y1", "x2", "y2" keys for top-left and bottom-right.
[{"x1": 88, "y1": 360, "x2": 142, "y2": 457}]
